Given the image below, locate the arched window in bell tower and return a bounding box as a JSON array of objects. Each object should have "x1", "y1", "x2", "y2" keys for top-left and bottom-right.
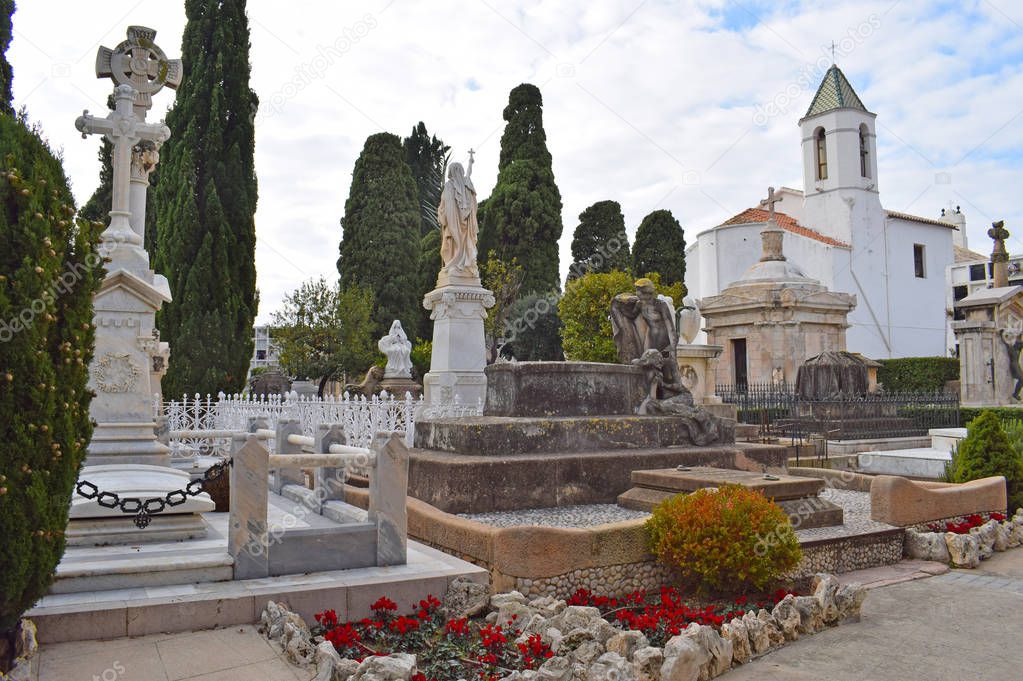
[
  {"x1": 859, "y1": 124, "x2": 870, "y2": 178},
  {"x1": 814, "y1": 127, "x2": 828, "y2": 181}
]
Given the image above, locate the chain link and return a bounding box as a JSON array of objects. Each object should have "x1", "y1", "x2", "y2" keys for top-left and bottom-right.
[{"x1": 75, "y1": 458, "x2": 231, "y2": 528}]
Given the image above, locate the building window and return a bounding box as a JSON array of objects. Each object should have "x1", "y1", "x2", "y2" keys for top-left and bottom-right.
[
  {"x1": 969, "y1": 263, "x2": 987, "y2": 281},
  {"x1": 256, "y1": 349, "x2": 267, "y2": 360},
  {"x1": 913, "y1": 244, "x2": 926, "y2": 278},
  {"x1": 859, "y1": 124, "x2": 870, "y2": 178},
  {"x1": 815, "y1": 128, "x2": 828, "y2": 180},
  {"x1": 953, "y1": 285, "x2": 968, "y2": 321}
]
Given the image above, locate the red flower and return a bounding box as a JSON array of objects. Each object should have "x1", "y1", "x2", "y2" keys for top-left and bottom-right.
[
  {"x1": 445, "y1": 617, "x2": 470, "y2": 637},
  {"x1": 314, "y1": 609, "x2": 339, "y2": 629},
  {"x1": 389, "y1": 616, "x2": 421, "y2": 635},
  {"x1": 324, "y1": 623, "x2": 361, "y2": 650},
  {"x1": 371, "y1": 596, "x2": 398, "y2": 612}
]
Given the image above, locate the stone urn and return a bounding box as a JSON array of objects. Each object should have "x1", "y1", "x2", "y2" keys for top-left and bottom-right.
[{"x1": 678, "y1": 296, "x2": 701, "y2": 344}]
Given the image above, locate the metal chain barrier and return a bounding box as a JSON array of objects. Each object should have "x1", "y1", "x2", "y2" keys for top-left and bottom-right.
[{"x1": 75, "y1": 458, "x2": 232, "y2": 529}]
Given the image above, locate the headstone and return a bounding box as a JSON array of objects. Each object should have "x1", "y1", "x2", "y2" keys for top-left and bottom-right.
[{"x1": 422, "y1": 151, "x2": 494, "y2": 410}]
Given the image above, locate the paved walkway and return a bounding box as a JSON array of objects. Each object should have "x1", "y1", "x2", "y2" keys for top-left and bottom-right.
[{"x1": 32, "y1": 552, "x2": 1023, "y2": 680}]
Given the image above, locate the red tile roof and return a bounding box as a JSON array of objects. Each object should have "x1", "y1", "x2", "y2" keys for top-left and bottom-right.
[
  {"x1": 721, "y1": 208, "x2": 850, "y2": 248},
  {"x1": 885, "y1": 210, "x2": 958, "y2": 229}
]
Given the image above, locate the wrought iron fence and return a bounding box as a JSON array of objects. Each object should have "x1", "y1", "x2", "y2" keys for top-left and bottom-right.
[
  {"x1": 715, "y1": 382, "x2": 960, "y2": 441},
  {"x1": 160, "y1": 391, "x2": 482, "y2": 459}
]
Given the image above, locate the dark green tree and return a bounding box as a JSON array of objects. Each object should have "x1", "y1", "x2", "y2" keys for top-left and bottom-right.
[
  {"x1": 632, "y1": 209, "x2": 686, "y2": 285},
  {"x1": 502, "y1": 292, "x2": 564, "y2": 361},
  {"x1": 569, "y1": 200, "x2": 631, "y2": 280},
  {"x1": 478, "y1": 83, "x2": 563, "y2": 295},
  {"x1": 154, "y1": 0, "x2": 259, "y2": 397},
  {"x1": 402, "y1": 122, "x2": 449, "y2": 236},
  {"x1": 337, "y1": 132, "x2": 421, "y2": 338},
  {"x1": 417, "y1": 228, "x2": 441, "y2": 338},
  {"x1": 0, "y1": 0, "x2": 12, "y2": 114},
  {"x1": 0, "y1": 112, "x2": 102, "y2": 660},
  {"x1": 946, "y1": 410, "x2": 1023, "y2": 511}
]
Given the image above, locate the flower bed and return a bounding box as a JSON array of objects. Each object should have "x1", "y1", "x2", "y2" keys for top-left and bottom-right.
[
  {"x1": 905, "y1": 508, "x2": 1023, "y2": 567},
  {"x1": 261, "y1": 574, "x2": 868, "y2": 681},
  {"x1": 925, "y1": 512, "x2": 1006, "y2": 534}
]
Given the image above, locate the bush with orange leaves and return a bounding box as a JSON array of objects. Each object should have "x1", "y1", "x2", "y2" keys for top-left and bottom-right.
[{"x1": 645, "y1": 483, "x2": 802, "y2": 595}]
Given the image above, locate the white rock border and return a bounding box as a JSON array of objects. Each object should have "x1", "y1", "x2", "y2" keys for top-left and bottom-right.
[
  {"x1": 904, "y1": 508, "x2": 1023, "y2": 568},
  {"x1": 258, "y1": 573, "x2": 867, "y2": 681}
]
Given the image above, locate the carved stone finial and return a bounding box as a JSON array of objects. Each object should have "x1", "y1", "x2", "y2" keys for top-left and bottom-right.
[
  {"x1": 96, "y1": 26, "x2": 182, "y2": 115},
  {"x1": 989, "y1": 220, "x2": 1010, "y2": 288}
]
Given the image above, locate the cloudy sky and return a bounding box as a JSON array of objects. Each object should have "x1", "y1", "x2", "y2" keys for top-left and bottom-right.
[{"x1": 9, "y1": 0, "x2": 1023, "y2": 323}]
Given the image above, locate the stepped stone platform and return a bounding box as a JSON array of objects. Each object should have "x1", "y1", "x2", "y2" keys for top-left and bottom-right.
[{"x1": 617, "y1": 466, "x2": 844, "y2": 529}]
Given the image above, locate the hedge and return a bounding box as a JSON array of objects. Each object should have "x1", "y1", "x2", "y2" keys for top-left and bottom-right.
[
  {"x1": 876, "y1": 357, "x2": 959, "y2": 393},
  {"x1": 961, "y1": 407, "x2": 1023, "y2": 427}
]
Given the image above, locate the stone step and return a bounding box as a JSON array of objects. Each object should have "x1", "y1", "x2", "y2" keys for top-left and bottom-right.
[
  {"x1": 414, "y1": 414, "x2": 735, "y2": 456},
  {"x1": 51, "y1": 545, "x2": 234, "y2": 594},
  {"x1": 857, "y1": 448, "x2": 952, "y2": 479},
  {"x1": 630, "y1": 466, "x2": 824, "y2": 500}
]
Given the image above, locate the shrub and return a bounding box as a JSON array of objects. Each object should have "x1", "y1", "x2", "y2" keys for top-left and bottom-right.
[
  {"x1": 876, "y1": 357, "x2": 958, "y2": 392},
  {"x1": 645, "y1": 484, "x2": 802, "y2": 594},
  {"x1": 946, "y1": 410, "x2": 1023, "y2": 512},
  {"x1": 961, "y1": 406, "x2": 1023, "y2": 427},
  {"x1": 0, "y1": 112, "x2": 102, "y2": 642},
  {"x1": 501, "y1": 292, "x2": 564, "y2": 361},
  {"x1": 411, "y1": 339, "x2": 431, "y2": 380}
]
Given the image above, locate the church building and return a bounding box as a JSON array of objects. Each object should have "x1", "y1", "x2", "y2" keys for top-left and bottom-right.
[{"x1": 685, "y1": 65, "x2": 958, "y2": 370}]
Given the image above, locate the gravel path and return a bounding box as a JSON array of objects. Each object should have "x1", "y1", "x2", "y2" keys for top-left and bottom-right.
[{"x1": 459, "y1": 488, "x2": 897, "y2": 538}]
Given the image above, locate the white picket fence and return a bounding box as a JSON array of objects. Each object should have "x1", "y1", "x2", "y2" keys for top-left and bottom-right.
[{"x1": 159, "y1": 391, "x2": 481, "y2": 458}]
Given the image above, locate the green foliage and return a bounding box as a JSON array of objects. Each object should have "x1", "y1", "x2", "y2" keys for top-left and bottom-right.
[
  {"x1": 411, "y1": 338, "x2": 431, "y2": 379},
  {"x1": 481, "y1": 251, "x2": 524, "y2": 362},
  {"x1": 0, "y1": 0, "x2": 13, "y2": 114},
  {"x1": 946, "y1": 410, "x2": 1023, "y2": 511},
  {"x1": 417, "y1": 229, "x2": 442, "y2": 339},
  {"x1": 0, "y1": 112, "x2": 102, "y2": 634},
  {"x1": 568, "y1": 200, "x2": 631, "y2": 280},
  {"x1": 876, "y1": 357, "x2": 959, "y2": 393},
  {"x1": 270, "y1": 278, "x2": 377, "y2": 389},
  {"x1": 632, "y1": 209, "x2": 686, "y2": 285},
  {"x1": 338, "y1": 132, "x2": 421, "y2": 339},
  {"x1": 559, "y1": 271, "x2": 680, "y2": 362},
  {"x1": 478, "y1": 84, "x2": 563, "y2": 295},
  {"x1": 501, "y1": 292, "x2": 564, "y2": 361},
  {"x1": 403, "y1": 122, "x2": 449, "y2": 236},
  {"x1": 961, "y1": 407, "x2": 1023, "y2": 428},
  {"x1": 154, "y1": 0, "x2": 259, "y2": 397},
  {"x1": 646, "y1": 485, "x2": 802, "y2": 594}
]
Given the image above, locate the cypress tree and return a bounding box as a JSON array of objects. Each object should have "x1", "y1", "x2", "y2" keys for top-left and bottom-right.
[
  {"x1": 337, "y1": 132, "x2": 421, "y2": 339},
  {"x1": 0, "y1": 112, "x2": 102, "y2": 648},
  {"x1": 403, "y1": 122, "x2": 449, "y2": 236},
  {"x1": 0, "y1": 0, "x2": 12, "y2": 114},
  {"x1": 569, "y1": 200, "x2": 631, "y2": 280},
  {"x1": 632, "y1": 209, "x2": 686, "y2": 285},
  {"x1": 478, "y1": 84, "x2": 563, "y2": 294},
  {"x1": 154, "y1": 0, "x2": 259, "y2": 397}
]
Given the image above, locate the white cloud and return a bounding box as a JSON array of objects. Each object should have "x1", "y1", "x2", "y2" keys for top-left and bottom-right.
[{"x1": 8, "y1": 0, "x2": 1023, "y2": 324}]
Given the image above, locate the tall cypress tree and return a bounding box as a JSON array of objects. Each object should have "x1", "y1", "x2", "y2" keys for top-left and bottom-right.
[
  {"x1": 633, "y1": 209, "x2": 686, "y2": 285},
  {"x1": 0, "y1": 0, "x2": 12, "y2": 114},
  {"x1": 337, "y1": 132, "x2": 421, "y2": 339},
  {"x1": 478, "y1": 84, "x2": 563, "y2": 294},
  {"x1": 569, "y1": 200, "x2": 631, "y2": 280},
  {"x1": 154, "y1": 0, "x2": 258, "y2": 397},
  {"x1": 403, "y1": 122, "x2": 449, "y2": 236}
]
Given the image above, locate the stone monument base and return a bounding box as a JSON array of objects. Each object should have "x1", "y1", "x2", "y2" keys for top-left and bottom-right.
[
  {"x1": 377, "y1": 377, "x2": 422, "y2": 399},
  {"x1": 422, "y1": 281, "x2": 495, "y2": 409},
  {"x1": 66, "y1": 513, "x2": 209, "y2": 547}
]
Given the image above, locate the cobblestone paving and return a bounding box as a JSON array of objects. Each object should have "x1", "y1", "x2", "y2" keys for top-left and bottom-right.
[
  {"x1": 459, "y1": 503, "x2": 648, "y2": 528},
  {"x1": 794, "y1": 488, "x2": 898, "y2": 541}
]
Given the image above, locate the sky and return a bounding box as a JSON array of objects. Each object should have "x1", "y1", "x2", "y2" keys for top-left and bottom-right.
[{"x1": 8, "y1": 0, "x2": 1023, "y2": 324}]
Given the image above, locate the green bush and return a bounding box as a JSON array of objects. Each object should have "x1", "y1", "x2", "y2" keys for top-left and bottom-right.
[
  {"x1": 961, "y1": 407, "x2": 1023, "y2": 427},
  {"x1": 411, "y1": 339, "x2": 431, "y2": 380},
  {"x1": 645, "y1": 484, "x2": 802, "y2": 594},
  {"x1": 876, "y1": 357, "x2": 958, "y2": 393},
  {"x1": 0, "y1": 112, "x2": 102, "y2": 636},
  {"x1": 946, "y1": 410, "x2": 1023, "y2": 512}
]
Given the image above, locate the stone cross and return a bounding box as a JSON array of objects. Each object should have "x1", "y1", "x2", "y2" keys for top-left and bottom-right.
[
  {"x1": 759, "y1": 186, "x2": 783, "y2": 222},
  {"x1": 989, "y1": 220, "x2": 1010, "y2": 288},
  {"x1": 96, "y1": 26, "x2": 181, "y2": 118},
  {"x1": 75, "y1": 84, "x2": 170, "y2": 248}
]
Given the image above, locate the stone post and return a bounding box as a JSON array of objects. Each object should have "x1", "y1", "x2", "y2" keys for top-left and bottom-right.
[
  {"x1": 990, "y1": 221, "x2": 1010, "y2": 289},
  {"x1": 315, "y1": 423, "x2": 348, "y2": 508},
  {"x1": 229, "y1": 434, "x2": 270, "y2": 579},
  {"x1": 369, "y1": 432, "x2": 409, "y2": 566},
  {"x1": 272, "y1": 419, "x2": 305, "y2": 493}
]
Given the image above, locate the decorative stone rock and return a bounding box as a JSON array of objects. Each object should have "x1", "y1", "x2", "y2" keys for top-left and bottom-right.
[
  {"x1": 904, "y1": 528, "x2": 951, "y2": 563},
  {"x1": 496, "y1": 599, "x2": 538, "y2": 626},
  {"x1": 660, "y1": 633, "x2": 710, "y2": 681},
  {"x1": 721, "y1": 618, "x2": 751, "y2": 664},
  {"x1": 281, "y1": 621, "x2": 315, "y2": 667},
  {"x1": 444, "y1": 575, "x2": 491, "y2": 619},
  {"x1": 771, "y1": 596, "x2": 802, "y2": 641},
  {"x1": 679, "y1": 622, "x2": 732, "y2": 679},
  {"x1": 991, "y1": 520, "x2": 1010, "y2": 551},
  {"x1": 351, "y1": 653, "x2": 417, "y2": 681},
  {"x1": 606, "y1": 630, "x2": 650, "y2": 661},
  {"x1": 570, "y1": 641, "x2": 605, "y2": 666},
  {"x1": 1006, "y1": 520, "x2": 1023, "y2": 548},
  {"x1": 970, "y1": 521, "x2": 997, "y2": 558},
  {"x1": 633, "y1": 646, "x2": 663, "y2": 681},
  {"x1": 792, "y1": 596, "x2": 825, "y2": 635},
  {"x1": 261, "y1": 600, "x2": 311, "y2": 644},
  {"x1": 537, "y1": 655, "x2": 574, "y2": 681},
  {"x1": 757, "y1": 609, "x2": 785, "y2": 647},
  {"x1": 491, "y1": 590, "x2": 529, "y2": 609},
  {"x1": 549, "y1": 606, "x2": 617, "y2": 645},
  {"x1": 834, "y1": 583, "x2": 867, "y2": 622},
  {"x1": 528, "y1": 595, "x2": 568, "y2": 618},
  {"x1": 587, "y1": 652, "x2": 636, "y2": 681},
  {"x1": 501, "y1": 671, "x2": 539, "y2": 681},
  {"x1": 946, "y1": 532, "x2": 981, "y2": 568},
  {"x1": 741, "y1": 611, "x2": 771, "y2": 654},
  {"x1": 811, "y1": 574, "x2": 841, "y2": 624},
  {"x1": 312, "y1": 641, "x2": 346, "y2": 681}
]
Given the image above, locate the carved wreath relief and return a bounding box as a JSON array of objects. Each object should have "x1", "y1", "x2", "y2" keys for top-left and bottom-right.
[{"x1": 94, "y1": 352, "x2": 140, "y2": 393}]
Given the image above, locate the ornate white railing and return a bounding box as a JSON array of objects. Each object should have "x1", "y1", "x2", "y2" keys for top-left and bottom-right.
[{"x1": 160, "y1": 391, "x2": 481, "y2": 458}]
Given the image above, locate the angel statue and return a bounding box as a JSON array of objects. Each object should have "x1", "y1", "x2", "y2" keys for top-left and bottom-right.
[{"x1": 437, "y1": 150, "x2": 479, "y2": 280}]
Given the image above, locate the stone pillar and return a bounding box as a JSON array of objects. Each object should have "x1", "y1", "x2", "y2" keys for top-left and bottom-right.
[
  {"x1": 676, "y1": 343, "x2": 724, "y2": 405},
  {"x1": 229, "y1": 434, "x2": 270, "y2": 579},
  {"x1": 422, "y1": 281, "x2": 495, "y2": 409},
  {"x1": 954, "y1": 284, "x2": 1023, "y2": 407},
  {"x1": 369, "y1": 433, "x2": 409, "y2": 566}
]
